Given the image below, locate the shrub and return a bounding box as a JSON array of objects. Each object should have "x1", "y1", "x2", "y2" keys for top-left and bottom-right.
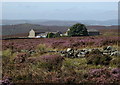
[
  {"x1": 39, "y1": 55, "x2": 64, "y2": 71},
  {"x1": 62, "y1": 58, "x2": 87, "y2": 70},
  {"x1": 2, "y1": 49, "x2": 12, "y2": 64},
  {"x1": 63, "y1": 76, "x2": 76, "y2": 83},
  {"x1": 2, "y1": 49, "x2": 12, "y2": 57},
  {"x1": 86, "y1": 68, "x2": 120, "y2": 84},
  {"x1": 68, "y1": 23, "x2": 88, "y2": 37},
  {"x1": 61, "y1": 58, "x2": 88, "y2": 80},
  {"x1": 43, "y1": 72, "x2": 61, "y2": 83},
  {"x1": 110, "y1": 57, "x2": 120, "y2": 68},
  {"x1": 13, "y1": 53, "x2": 29, "y2": 64},
  {"x1": 46, "y1": 33, "x2": 55, "y2": 38},
  {"x1": 86, "y1": 49, "x2": 112, "y2": 65},
  {"x1": 1, "y1": 76, "x2": 13, "y2": 85},
  {"x1": 36, "y1": 44, "x2": 54, "y2": 55},
  {"x1": 54, "y1": 32, "x2": 61, "y2": 37}
]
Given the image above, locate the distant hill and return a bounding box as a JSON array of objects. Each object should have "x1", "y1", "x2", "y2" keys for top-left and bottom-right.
[
  {"x1": 2, "y1": 20, "x2": 78, "y2": 26},
  {"x1": 2, "y1": 24, "x2": 69, "y2": 36},
  {"x1": 2, "y1": 23, "x2": 118, "y2": 36},
  {"x1": 2, "y1": 19, "x2": 118, "y2": 26}
]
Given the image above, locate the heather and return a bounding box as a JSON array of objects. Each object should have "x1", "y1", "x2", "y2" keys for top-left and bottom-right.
[
  {"x1": 2, "y1": 36, "x2": 119, "y2": 50},
  {"x1": 2, "y1": 35, "x2": 120, "y2": 84},
  {"x1": 86, "y1": 49, "x2": 112, "y2": 65}
]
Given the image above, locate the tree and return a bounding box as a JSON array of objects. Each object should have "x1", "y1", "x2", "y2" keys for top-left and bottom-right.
[
  {"x1": 47, "y1": 32, "x2": 61, "y2": 38},
  {"x1": 46, "y1": 33, "x2": 55, "y2": 38},
  {"x1": 54, "y1": 32, "x2": 61, "y2": 37},
  {"x1": 67, "y1": 23, "x2": 88, "y2": 37}
]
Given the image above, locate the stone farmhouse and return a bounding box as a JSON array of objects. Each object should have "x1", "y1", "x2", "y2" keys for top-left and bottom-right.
[
  {"x1": 63, "y1": 29, "x2": 100, "y2": 36},
  {"x1": 28, "y1": 29, "x2": 45, "y2": 38},
  {"x1": 28, "y1": 29, "x2": 100, "y2": 38},
  {"x1": 87, "y1": 29, "x2": 100, "y2": 36},
  {"x1": 28, "y1": 29, "x2": 63, "y2": 38}
]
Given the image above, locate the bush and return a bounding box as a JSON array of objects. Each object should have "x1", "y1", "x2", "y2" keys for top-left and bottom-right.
[
  {"x1": 46, "y1": 33, "x2": 55, "y2": 38},
  {"x1": 13, "y1": 53, "x2": 29, "y2": 64},
  {"x1": 2, "y1": 49, "x2": 12, "y2": 57},
  {"x1": 86, "y1": 68, "x2": 120, "y2": 84},
  {"x1": 54, "y1": 32, "x2": 61, "y2": 37},
  {"x1": 1, "y1": 76, "x2": 13, "y2": 85},
  {"x1": 86, "y1": 49, "x2": 112, "y2": 65},
  {"x1": 40, "y1": 55, "x2": 64, "y2": 71},
  {"x1": 2, "y1": 49, "x2": 12, "y2": 64},
  {"x1": 68, "y1": 23, "x2": 88, "y2": 37},
  {"x1": 46, "y1": 32, "x2": 61, "y2": 38},
  {"x1": 110, "y1": 57, "x2": 120, "y2": 68},
  {"x1": 62, "y1": 58, "x2": 87, "y2": 70},
  {"x1": 36, "y1": 44, "x2": 54, "y2": 55}
]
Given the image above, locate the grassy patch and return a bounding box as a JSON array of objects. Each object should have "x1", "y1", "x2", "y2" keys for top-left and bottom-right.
[{"x1": 62, "y1": 58, "x2": 87, "y2": 71}]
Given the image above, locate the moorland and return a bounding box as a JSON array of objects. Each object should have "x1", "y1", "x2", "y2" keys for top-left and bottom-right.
[{"x1": 1, "y1": 23, "x2": 120, "y2": 84}]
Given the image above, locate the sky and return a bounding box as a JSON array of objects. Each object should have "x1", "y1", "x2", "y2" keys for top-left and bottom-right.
[{"x1": 2, "y1": 2, "x2": 118, "y2": 21}]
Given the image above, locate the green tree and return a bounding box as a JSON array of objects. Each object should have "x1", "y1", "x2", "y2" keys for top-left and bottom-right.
[
  {"x1": 46, "y1": 33, "x2": 55, "y2": 38},
  {"x1": 54, "y1": 32, "x2": 61, "y2": 37},
  {"x1": 68, "y1": 23, "x2": 88, "y2": 37}
]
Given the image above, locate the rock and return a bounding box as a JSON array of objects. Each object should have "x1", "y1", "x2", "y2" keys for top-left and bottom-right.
[
  {"x1": 80, "y1": 52, "x2": 86, "y2": 55},
  {"x1": 88, "y1": 49, "x2": 92, "y2": 52},
  {"x1": 60, "y1": 47, "x2": 119, "y2": 58},
  {"x1": 29, "y1": 50, "x2": 36, "y2": 54},
  {"x1": 64, "y1": 51, "x2": 74, "y2": 58},
  {"x1": 103, "y1": 50, "x2": 110, "y2": 53},
  {"x1": 66, "y1": 48, "x2": 74, "y2": 57},
  {"x1": 103, "y1": 46, "x2": 118, "y2": 56},
  {"x1": 111, "y1": 51, "x2": 120, "y2": 56},
  {"x1": 103, "y1": 46, "x2": 114, "y2": 51},
  {"x1": 60, "y1": 51, "x2": 66, "y2": 54},
  {"x1": 82, "y1": 48, "x2": 88, "y2": 51},
  {"x1": 69, "y1": 52, "x2": 73, "y2": 55},
  {"x1": 48, "y1": 50, "x2": 56, "y2": 52},
  {"x1": 64, "y1": 48, "x2": 90, "y2": 58},
  {"x1": 56, "y1": 51, "x2": 59, "y2": 52},
  {"x1": 103, "y1": 52, "x2": 111, "y2": 55},
  {"x1": 66, "y1": 48, "x2": 73, "y2": 52},
  {"x1": 61, "y1": 54, "x2": 66, "y2": 57},
  {"x1": 77, "y1": 53, "x2": 85, "y2": 58},
  {"x1": 106, "y1": 46, "x2": 113, "y2": 50},
  {"x1": 103, "y1": 47, "x2": 119, "y2": 56},
  {"x1": 82, "y1": 49, "x2": 90, "y2": 54},
  {"x1": 71, "y1": 51, "x2": 85, "y2": 58},
  {"x1": 77, "y1": 53, "x2": 81, "y2": 58},
  {"x1": 67, "y1": 52, "x2": 74, "y2": 58}
]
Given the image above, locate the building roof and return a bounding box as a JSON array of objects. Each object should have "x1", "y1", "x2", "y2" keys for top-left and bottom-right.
[
  {"x1": 30, "y1": 29, "x2": 63, "y2": 34},
  {"x1": 87, "y1": 29, "x2": 99, "y2": 32},
  {"x1": 37, "y1": 32, "x2": 48, "y2": 36},
  {"x1": 50, "y1": 31, "x2": 62, "y2": 34},
  {"x1": 29, "y1": 29, "x2": 47, "y2": 34}
]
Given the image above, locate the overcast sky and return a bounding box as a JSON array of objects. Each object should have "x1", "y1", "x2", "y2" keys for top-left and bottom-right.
[{"x1": 2, "y1": 2, "x2": 118, "y2": 21}]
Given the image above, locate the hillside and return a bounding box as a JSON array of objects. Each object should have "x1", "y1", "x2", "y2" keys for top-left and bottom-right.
[
  {"x1": 2, "y1": 24, "x2": 69, "y2": 36},
  {"x1": 2, "y1": 19, "x2": 118, "y2": 26},
  {"x1": 2, "y1": 23, "x2": 118, "y2": 36}
]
